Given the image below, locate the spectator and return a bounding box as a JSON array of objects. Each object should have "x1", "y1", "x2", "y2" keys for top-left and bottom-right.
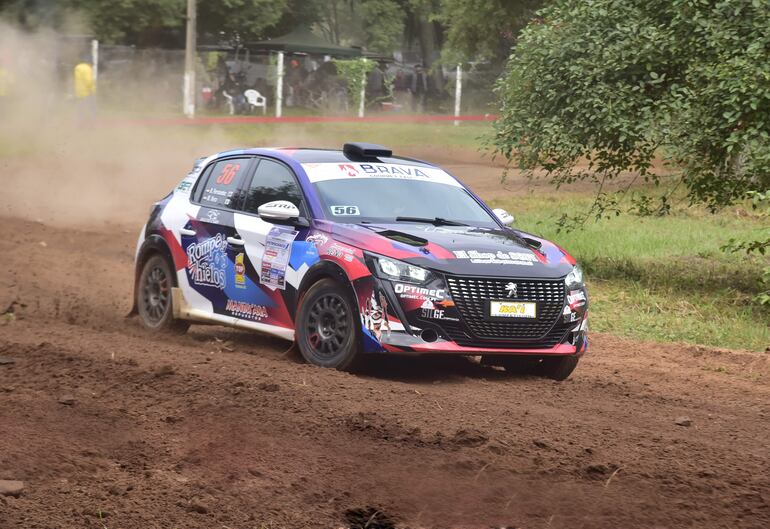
[
  {"x1": 73, "y1": 54, "x2": 96, "y2": 120},
  {"x1": 393, "y1": 68, "x2": 410, "y2": 111},
  {"x1": 411, "y1": 64, "x2": 428, "y2": 112},
  {"x1": 0, "y1": 58, "x2": 14, "y2": 104}
]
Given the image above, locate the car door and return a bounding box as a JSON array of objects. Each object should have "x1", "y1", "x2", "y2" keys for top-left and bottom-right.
[
  {"x1": 227, "y1": 156, "x2": 319, "y2": 335},
  {"x1": 179, "y1": 156, "x2": 255, "y2": 317}
]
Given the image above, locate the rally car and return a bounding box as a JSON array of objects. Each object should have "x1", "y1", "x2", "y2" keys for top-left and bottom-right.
[{"x1": 132, "y1": 143, "x2": 588, "y2": 380}]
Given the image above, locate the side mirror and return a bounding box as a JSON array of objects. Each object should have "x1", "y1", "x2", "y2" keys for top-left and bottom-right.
[
  {"x1": 258, "y1": 200, "x2": 300, "y2": 221},
  {"x1": 493, "y1": 208, "x2": 514, "y2": 226}
]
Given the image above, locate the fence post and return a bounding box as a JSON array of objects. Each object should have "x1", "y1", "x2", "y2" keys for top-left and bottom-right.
[
  {"x1": 276, "y1": 51, "x2": 284, "y2": 118},
  {"x1": 183, "y1": 0, "x2": 197, "y2": 118},
  {"x1": 358, "y1": 58, "x2": 367, "y2": 118},
  {"x1": 91, "y1": 39, "x2": 99, "y2": 89},
  {"x1": 454, "y1": 63, "x2": 462, "y2": 126}
]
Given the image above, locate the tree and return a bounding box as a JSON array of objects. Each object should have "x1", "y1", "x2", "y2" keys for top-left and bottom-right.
[
  {"x1": 198, "y1": 0, "x2": 288, "y2": 44},
  {"x1": 279, "y1": 0, "x2": 404, "y2": 53},
  {"x1": 493, "y1": 0, "x2": 770, "y2": 231},
  {"x1": 0, "y1": 0, "x2": 289, "y2": 47},
  {"x1": 71, "y1": 0, "x2": 184, "y2": 46},
  {"x1": 438, "y1": 0, "x2": 542, "y2": 65}
]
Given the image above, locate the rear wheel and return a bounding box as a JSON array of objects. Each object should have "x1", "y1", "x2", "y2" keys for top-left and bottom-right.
[
  {"x1": 296, "y1": 278, "x2": 362, "y2": 371},
  {"x1": 136, "y1": 254, "x2": 189, "y2": 334}
]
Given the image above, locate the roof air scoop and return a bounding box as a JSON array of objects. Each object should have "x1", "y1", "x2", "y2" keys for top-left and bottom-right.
[{"x1": 343, "y1": 142, "x2": 392, "y2": 159}]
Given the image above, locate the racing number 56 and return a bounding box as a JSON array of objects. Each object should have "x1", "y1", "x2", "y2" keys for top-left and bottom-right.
[{"x1": 215, "y1": 163, "x2": 241, "y2": 185}]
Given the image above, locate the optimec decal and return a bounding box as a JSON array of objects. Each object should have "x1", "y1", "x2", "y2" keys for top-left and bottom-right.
[{"x1": 394, "y1": 283, "x2": 446, "y2": 300}]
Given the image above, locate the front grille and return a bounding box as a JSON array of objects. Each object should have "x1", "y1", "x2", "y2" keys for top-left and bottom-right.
[{"x1": 446, "y1": 276, "x2": 566, "y2": 344}]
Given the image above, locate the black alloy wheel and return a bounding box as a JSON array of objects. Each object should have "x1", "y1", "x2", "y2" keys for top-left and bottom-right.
[
  {"x1": 296, "y1": 278, "x2": 362, "y2": 370},
  {"x1": 136, "y1": 254, "x2": 189, "y2": 334}
]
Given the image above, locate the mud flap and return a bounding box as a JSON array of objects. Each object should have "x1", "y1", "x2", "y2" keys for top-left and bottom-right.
[{"x1": 171, "y1": 287, "x2": 192, "y2": 320}]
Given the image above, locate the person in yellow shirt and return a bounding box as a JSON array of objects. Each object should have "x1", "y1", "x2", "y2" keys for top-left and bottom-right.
[
  {"x1": 73, "y1": 56, "x2": 96, "y2": 120},
  {"x1": 0, "y1": 65, "x2": 13, "y2": 97}
]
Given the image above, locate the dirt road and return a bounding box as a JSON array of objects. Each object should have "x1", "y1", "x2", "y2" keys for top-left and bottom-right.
[
  {"x1": 1, "y1": 130, "x2": 769, "y2": 528},
  {"x1": 1, "y1": 213, "x2": 769, "y2": 529}
]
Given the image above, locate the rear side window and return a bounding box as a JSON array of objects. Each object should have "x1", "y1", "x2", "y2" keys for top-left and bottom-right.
[
  {"x1": 242, "y1": 158, "x2": 305, "y2": 214},
  {"x1": 197, "y1": 158, "x2": 250, "y2": 209}
]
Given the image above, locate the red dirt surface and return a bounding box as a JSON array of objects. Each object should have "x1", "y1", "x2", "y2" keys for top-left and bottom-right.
[{"x1": 1, "y1": 216, "x2": 769, "y2": 529}]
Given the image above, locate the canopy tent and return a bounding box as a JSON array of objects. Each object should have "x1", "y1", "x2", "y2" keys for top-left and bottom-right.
[{"x1": 247, "y1": 26, "x2": 362, "y2": 57}]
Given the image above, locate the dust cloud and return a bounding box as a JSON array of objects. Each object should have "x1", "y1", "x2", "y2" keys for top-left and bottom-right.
[{"x1": 0, "y1": 22, "x2": 240, "y2": 228}]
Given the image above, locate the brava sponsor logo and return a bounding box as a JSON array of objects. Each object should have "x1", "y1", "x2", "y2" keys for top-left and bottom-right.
[
  {"x1": 225, "y1": 300, "x2": 268, "y2": 321},
  {"x1": 338, "y1": 164, "x2": 358, "y2": 177},
  {"x1": 360, "y1": 164, "x2": 429, "y2": 178},
  {"x1": 338, "y1": 163, "x2": 430, "y2": 179},
  {"x1": 187, "y1": 234, "x2": 227, "y2": 289},
  {"x1": 394, "y1": 283, "x2": 446, "y2": 300}
]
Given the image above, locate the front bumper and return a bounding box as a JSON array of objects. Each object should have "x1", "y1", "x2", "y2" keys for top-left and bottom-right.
[{"x1": 362, "y1": 272, "x2": 588, "y2": 356}]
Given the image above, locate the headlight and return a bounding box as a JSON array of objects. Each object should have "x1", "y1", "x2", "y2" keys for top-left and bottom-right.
[
  {"x1": 367, "y1": 254, "x2": 433, "y2": 284},
  {"x1": 565, "y1": 264, "x2": 584, "y2": 289}
]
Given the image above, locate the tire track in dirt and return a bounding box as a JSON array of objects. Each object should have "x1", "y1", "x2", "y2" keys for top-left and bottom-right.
[{"x1": 1, "y1": 216, "x2": 769, "y2": 528}]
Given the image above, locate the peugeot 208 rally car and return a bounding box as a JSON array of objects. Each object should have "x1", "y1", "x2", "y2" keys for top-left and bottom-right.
[{"x1": 132, "y1": 143, "x2": 588, "y2": 379}]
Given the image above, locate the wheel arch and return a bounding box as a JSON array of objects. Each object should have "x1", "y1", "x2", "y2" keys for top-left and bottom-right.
[
  {"x1": 297, "y1": 259, "x2": 361, "y2": 316},
  {"x1": 130, "y1": 234, "x2": 179, "y2": 315}
]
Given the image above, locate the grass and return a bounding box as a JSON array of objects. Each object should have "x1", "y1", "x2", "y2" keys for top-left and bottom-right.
[
  {"x1": 2, "y1": 113, "x2": 766, "y2": 351},
  {"x1": 222, "y1": 121, "x2": 491, "y2": 151},
  {"x1": 490, "y1": 194, "x2": 770, "y2": 351}
]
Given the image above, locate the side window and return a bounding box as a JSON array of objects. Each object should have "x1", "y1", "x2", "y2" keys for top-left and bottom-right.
[
  {"x1": 197, "y1": 158, "x2": 250, "y2": 209},
  {"x1": 242, "y1": 158, "x2": 305, "y2": 215}
]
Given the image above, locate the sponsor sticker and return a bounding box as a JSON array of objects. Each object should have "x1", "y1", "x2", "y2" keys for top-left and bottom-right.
[
  {"x1": 562, "y1": 305, "x2": 579, "y2": 322},
  {"x1": 394, "y1": 283, "x2": 446, "y2": 301},
  {"x1": 259, "y1": 226, "x2": 297, "y2": 290},
  {"x1": 362, "y1": 291, "x2": 391, "y2": 340},
  {"x1": 225, "y1": 299, "x2": 268, "y2": 321},
  {"x1": 306, "y1": 233, "x2": 329, "y2": 247},
  {"x1": 326, "y1": 244, "x2": 355, "y2": 262},
  {"x1": 302, "y1": 162, "x2": 463, "y2": 187},
  {"x1": 176, "y1": 180, "x2": 193, "y2": 192},
  {"x1": 453, "y1": 250, "x2": 538, "y2": 266},
  {"x1": 187, "y1": 234, "x2": 228, "y2": 289},
  {"x1": 490, "y1": 301, "x2": 537, "y2": 319},
  {"x1": 234, "y1": 253, "x2": 246, "y2": 288},
  {"x1": 567, "y1": 290, "x2": 586, "y2": 309}
]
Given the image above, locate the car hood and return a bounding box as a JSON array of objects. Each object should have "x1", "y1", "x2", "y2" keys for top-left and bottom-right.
[{"x1": 325, "y1": 221, "x2": 577, "y2": 279}]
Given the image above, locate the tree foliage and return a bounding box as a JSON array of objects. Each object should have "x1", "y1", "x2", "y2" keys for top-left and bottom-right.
[
  {"x1": 0, "y1": 0, "x2": 289, "y2": 46},
  {"x1": 438, "y1": 0, "x2": 542, "y2": 65},
  {"x1": 332, "y1": 57, "x2": 376, "y2": 110},
  {"x1": 493, "y1": 0, "x2": 770, "y2": 221}
]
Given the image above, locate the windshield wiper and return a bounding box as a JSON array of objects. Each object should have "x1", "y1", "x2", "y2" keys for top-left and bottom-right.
[{"x1": 395, "y1": 216, "x2": 469, "y2": 227}]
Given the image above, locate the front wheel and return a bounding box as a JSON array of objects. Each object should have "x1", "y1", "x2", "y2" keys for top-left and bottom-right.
[
  {"x1": 539, "y1": 355, "x2": 580, "y2": 381},
  {"x1": 488, "y1": 354, "x2": 579, "y2": 381},
  {"x1": 136, "y1": 254, "x2": 189, "y2": 334},
  {"x1": 296, "y1": 278, "x2": 362, "y2": 371}
]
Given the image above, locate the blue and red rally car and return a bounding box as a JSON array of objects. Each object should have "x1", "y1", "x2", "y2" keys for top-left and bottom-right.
[{"x1": 132, "y1": 143, "x2": 588, "y2": 379}]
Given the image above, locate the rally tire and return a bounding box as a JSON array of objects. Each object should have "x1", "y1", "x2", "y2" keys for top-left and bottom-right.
[
  {"x1": 484, "y1": 355, "x2": 542, "y2": 375},
  {"x1": 540, "y1": 355, "x2": 580, "y2": 381},
  {"x1": 296, "y1": 278, "x2": 362, "y2": 371},
  {"x1": 136, "y1": 254, "x2": 190, "y2": 334}
]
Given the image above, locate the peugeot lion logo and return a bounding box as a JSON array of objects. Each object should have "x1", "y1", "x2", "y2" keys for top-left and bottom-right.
[{"x1": 505, "y1": 282, "x2": 517, "y2": 298}]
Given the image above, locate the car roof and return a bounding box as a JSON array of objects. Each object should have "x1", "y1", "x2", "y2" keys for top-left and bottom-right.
[{"x1": 219, "y1": 147, "x2": 436, "y2": 168}]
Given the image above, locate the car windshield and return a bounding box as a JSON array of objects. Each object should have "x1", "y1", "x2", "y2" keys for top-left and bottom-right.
[{"x1": 311, "y1": 178, "x2": 499, "y2": 227}]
